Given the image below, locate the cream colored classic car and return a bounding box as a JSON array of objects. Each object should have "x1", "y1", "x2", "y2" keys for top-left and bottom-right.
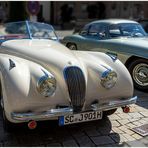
[{"x1": 0, "y1": 21, "x2": 137, "y2": 131}]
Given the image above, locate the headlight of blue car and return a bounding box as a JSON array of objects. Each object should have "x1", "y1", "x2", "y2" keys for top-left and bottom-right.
[
  {"x1": 101, "y1": 69, "x2": 117, "y2": 89},
  {"x1": 37, "y1": 75, "x2": 56, "y2": 97}
]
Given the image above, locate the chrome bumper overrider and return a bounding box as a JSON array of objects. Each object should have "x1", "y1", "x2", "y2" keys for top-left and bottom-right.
[{"x1": 11, "y1": 96, "x2": 137, "y2": 121}]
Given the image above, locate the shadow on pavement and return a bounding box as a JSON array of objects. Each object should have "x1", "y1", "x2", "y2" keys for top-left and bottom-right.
[{"x1": 0, "y1": 117, "x2": 121, "y2": 146}]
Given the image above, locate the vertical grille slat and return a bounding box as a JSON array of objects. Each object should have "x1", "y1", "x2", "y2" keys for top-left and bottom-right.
[{"x1": 64, "y1": 66, "x2": 86, "y2": 112}]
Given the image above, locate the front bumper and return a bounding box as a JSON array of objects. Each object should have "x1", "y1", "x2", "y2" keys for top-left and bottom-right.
[{"x1": 11, "y1": 96, "x2": 137, "y2": 122}]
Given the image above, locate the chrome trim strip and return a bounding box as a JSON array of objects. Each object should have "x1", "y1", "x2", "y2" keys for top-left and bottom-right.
[
  {"x1": 91, "y1": 96, "x2": 137, "y2": 111},
  {"x1": 26, "y1": 20, "x2": 32, "y2": 39},
  {"x1": 11, "y1": 107, "x2": 73, "y2": 121},
  {"x1": 11, "y1": 96, "x2": 137, "y2": 122}
]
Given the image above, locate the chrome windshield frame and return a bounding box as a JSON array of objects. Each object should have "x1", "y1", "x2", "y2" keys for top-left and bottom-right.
[{"x1": 26, "y1": 20, "x2": 32, "y2": 39}]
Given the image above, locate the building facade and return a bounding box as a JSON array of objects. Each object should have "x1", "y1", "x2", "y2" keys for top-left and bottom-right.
[
  {"x1": 51, "y1": 1, "x2": 148, "y2": 25},
  {"x1": 1, "y1": 1, "x2": 148, "y2": 25}
]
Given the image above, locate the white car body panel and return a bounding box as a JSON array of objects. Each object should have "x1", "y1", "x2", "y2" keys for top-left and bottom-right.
[{"x1": 0, "y1": 39, "x2": 134, "y2": 123}]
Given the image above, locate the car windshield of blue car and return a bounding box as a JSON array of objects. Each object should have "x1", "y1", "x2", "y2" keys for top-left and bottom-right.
[
  {"x1": 0, "y1": 21, "x2": 58, "y2": 42},
  {"x1": 109, "y1": 23, "x2": 147, "y2": 38}
]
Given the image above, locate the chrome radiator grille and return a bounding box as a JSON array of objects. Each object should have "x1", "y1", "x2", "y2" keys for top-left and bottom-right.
[{"x1": 64, "y1": 66, "x2": 86, "y2": 112}]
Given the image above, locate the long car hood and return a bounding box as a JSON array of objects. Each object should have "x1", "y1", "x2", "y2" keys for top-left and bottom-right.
[
  {"x1": 102, "y1": 37, "x2": 148, "y2": 59},
  {"x1": 1, "y1": 39, "x2": 82, "y2": 69}
]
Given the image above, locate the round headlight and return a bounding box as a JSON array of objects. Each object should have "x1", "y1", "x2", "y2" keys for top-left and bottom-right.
[
  {"x1": 37, "y1": 75, "x2": 56, "y2": 97},
  {"x1": 101, "y1": 69, "x2": 117, "y2": 89}
]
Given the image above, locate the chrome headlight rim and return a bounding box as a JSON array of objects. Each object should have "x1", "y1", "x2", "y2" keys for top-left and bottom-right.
[
  {"x1": 37, "y1": 75, "x2": 56, "y2": 97},
  {"x1": 101, "y1": 69, "x2": 117, "y2": 89}
]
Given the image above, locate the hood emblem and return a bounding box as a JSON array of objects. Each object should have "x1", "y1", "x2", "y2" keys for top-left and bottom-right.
[{"x1": 9, "y1": 59, "x2": 16, "y2": 70}]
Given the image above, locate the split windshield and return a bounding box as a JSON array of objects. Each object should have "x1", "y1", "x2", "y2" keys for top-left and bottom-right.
[{"x1": 0, "y1": 21, "x2": 58, "y2": 42}]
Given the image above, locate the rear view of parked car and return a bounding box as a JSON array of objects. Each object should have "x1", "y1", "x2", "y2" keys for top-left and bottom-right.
[{"x1": 63, "y1": 19, "x2": 148, "y2": 91}]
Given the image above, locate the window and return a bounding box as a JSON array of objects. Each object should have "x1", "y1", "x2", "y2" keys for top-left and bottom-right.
[
  {"x1": 109, "y1": 23, "x2": 147, "y2": 38},
  {"x1": 109, "y1": 24, "x2": 121, "y2": 37},
  {"x1": 79, "y1": 24, "x2": 89, "y2": 36},
  {"x1": 88, "y1": 23, "x2": 107, "y2": 39}
]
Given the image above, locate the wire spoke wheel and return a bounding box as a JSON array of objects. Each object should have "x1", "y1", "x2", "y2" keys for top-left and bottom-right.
[
  {"x1": 67, "y1": 43, "x2": 77, "y2": 50},
  {"x1": 133, "y1": 63, "x2": 148, "y2": 87},
  {"x1": 128, "y1": 59, "x2": 148, "y2": 91}
]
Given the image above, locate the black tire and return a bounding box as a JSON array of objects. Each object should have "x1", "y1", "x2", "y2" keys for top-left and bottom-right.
[
  {"x1": 128, "y1": 59, "x2": 148, "y2": 91},
  {"x1": 67, "y1": 43, "x2": 77, "y2": 50},
  {"x1": 103, "y1": 108, "x2": 117, "y2": 117}
]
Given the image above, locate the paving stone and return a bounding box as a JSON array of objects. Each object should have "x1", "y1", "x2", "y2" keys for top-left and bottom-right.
[
  {"x1": 117, "y1": 119, "x2": 130, "y2": 125},
  {"x1": 109, "y1": 133, "x2": 128, "y2": 143},
  {"x1": 112, "y1": 127, "x2": 124, "y2": 134},
  {"x1": 124, "y1": 129, "x2": 135, "y2": 135},
  {"x1": 111, "y1": 120, "x2": 121, "y2": 127},
  {"x1": 135, "y1": 106, "x2": 148, "y2": 112},
  {"x1": 132, "y1": 133, "x2": 143, "y2": 140},
  {"x1": 3, "y1": 140, "x2": 20, "y2": 147},
  {"x1": 117, "y1": 126, "x2": 135, "y2": 135},
  {"x1": 140, "y1": 137, "x2": 148, "y2": 145},
  {"x1": 75, "y1": 135, "x2": 95, "y2": 146},
  {"x1": 46, "y1": 143, "x2": 62, "y2": 147},
  {"x1": 122, "y1": 133, "x2": 136, "y2": 141},
  {"x1": 109, "y1": 133, "x2": 120, "y2": 143},
  {"x1": 126, "y1": 123, "x2": 137, "y2": 128},
  {"x1": 108, "y1": 114, "x2": 121, "y2": 120},
  {"x1": 139, "y1": 119, "x2": 148, "y2": 124},
  {"x1": 125, "y1": 140, "x2": 146, "y2": 147},
  {"x1": 82, "y1": 125, "x2": 97, "y2": 131},
  {"x1": 102, "y1": 144, "x2": 115, "y2": 147},
  {"x1": 117, "y1": 113, "x2": 131, "y2": 119},
  {"x1": 113, "y1": 143, "x2": 125, "y2": 147},
  {"x1": 128, "y1": 118, "x2": 140, "y2": 122},
  {"x1": 142, "y1": 117, "x2": 148, "y2": 121},
  {"x1": 71, "y1": 130, "x2": 85, "y2": 138},
  {"x1": 128, "y1": 112, "x2": 144, "y2": 118},
  {"x1": 97, "y1": 127, "x2": 111, "y2": 135},
  {"x1": 118, "y1": 125, "x2": 129, "y2": 132},
  {"x1": 116, "y1": 108, "x2": 123, "y2": 114},
  {"x1": 118, "y1": 134, "x2": 129, "y2": 142},
  {"x1": 63, "y1": 139, "x2": 78, "y2": 147},
  {"x1": 85, "y1": 128, "x2": 101, "y2": 137},
  {"x1": 91, "y1": 136, "x2": 115, "y2": 146},
  {"x1": 129, "y1": 106, "x2": 139, "y2": 113},
  {"x1": 140, "y1": 112, "x2": 148, "y2": 117},
  {"x1": 132, "y1": 121, "x2": 144, "y2": 126}
]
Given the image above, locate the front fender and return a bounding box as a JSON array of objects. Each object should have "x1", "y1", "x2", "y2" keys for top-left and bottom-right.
[
  {"x1": 0, "y1": 55, "x2": 30, "y2": 114},
  {"x1": 0, "y1": 54, "x2": 58, "y2": 122}
]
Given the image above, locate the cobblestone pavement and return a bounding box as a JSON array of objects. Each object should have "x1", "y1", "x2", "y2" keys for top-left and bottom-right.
[{"x1": 0, "y1": 89, "x2": 147, "y2": 147}]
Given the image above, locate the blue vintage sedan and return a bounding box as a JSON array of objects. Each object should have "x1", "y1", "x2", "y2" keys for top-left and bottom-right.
[{"x1": 62, "y1": 19, "x2": 148, "y2": 91}]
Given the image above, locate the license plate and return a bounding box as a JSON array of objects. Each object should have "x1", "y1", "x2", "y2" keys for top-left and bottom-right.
[{"x1": 59, "y1": 111, "x2": 102, "y2": 126}]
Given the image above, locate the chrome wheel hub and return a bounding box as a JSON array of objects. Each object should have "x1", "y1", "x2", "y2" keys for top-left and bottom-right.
[
  {"x1": 133, "y1": 63, "x2": 148, "y2": 86},
  {"x1": 69, "y1": 45, "x2": 76, "y2": 50}
]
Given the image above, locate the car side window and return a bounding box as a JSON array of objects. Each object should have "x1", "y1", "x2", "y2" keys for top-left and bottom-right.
[
  {"x1": 87, "y1": 24, "x2": 107, "y2": 39},
  {"x1": 79, "y1": 25, "x2": 89, "y2": 36},
  {"x1": 109, "y1": 24, "x2": 121, "y2": 38}
]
